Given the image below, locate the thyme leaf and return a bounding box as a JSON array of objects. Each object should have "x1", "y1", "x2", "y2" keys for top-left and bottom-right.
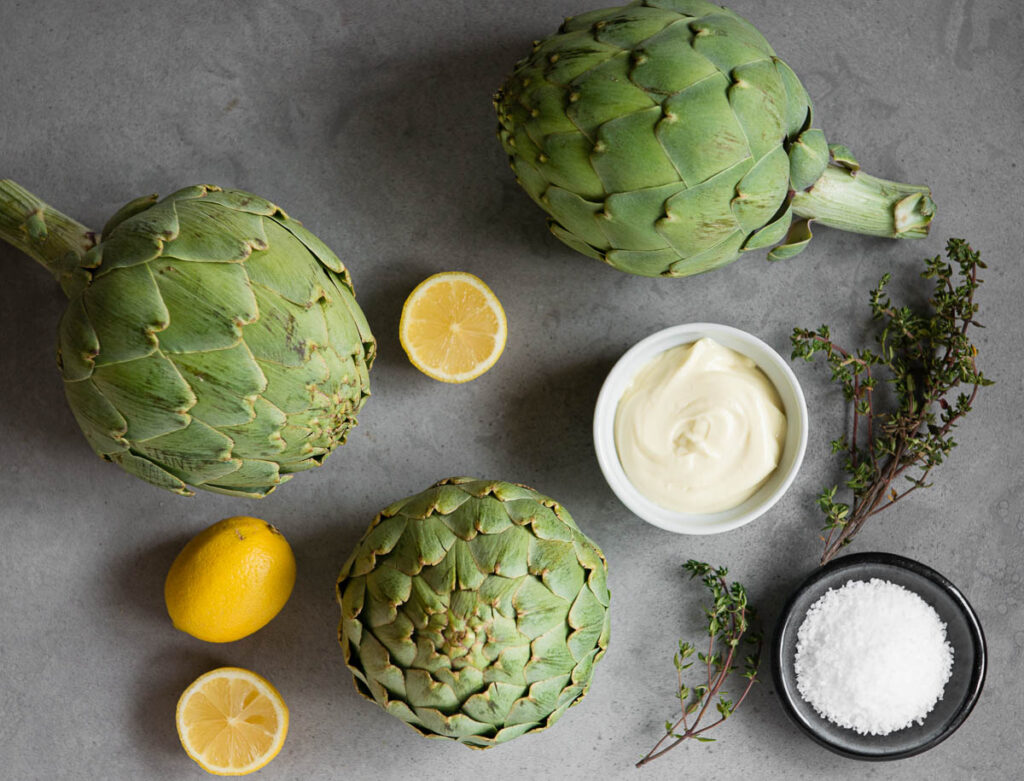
[
  {"x1": 636, "y1": 561, "x2": 761, "y2": 768},
  {"x1": 792, "y1": 238, "x2": 992, "y2": 565}
]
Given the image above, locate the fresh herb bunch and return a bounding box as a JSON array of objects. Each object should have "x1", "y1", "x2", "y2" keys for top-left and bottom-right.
[
  {"x1": 637, "y1": 561, "x2": 761, "y2": 768},
  {"x1": 792, "y1": 238, "x2": 992, "y2": 565}
]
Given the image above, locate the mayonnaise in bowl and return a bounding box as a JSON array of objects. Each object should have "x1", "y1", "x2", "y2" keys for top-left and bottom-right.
[{"x1": 614, "y1": 337, "x2": 787, "y2": 513}]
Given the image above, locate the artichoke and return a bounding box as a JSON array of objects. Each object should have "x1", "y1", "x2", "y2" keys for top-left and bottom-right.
[
  {"x1": 336, "y1": 478, "x2": 610, "y2": 748},
  {"x1": 0, "y1": 181, "x2": 375, "y2": 497},
  {"x1": 494, "y1": 0, "x2": 935, "y2": 277}
]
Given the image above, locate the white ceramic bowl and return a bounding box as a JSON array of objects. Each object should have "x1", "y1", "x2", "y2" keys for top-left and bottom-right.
[{"x1": 593, "y1": 323, "x2": 808, "y2": 534}]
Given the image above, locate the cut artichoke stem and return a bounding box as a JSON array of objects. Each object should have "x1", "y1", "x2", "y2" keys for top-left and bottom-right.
[
  {"x1": 791, "y1": 164, "x2": 935, "y2": 239},
  {"x1": 0, "y1": 180, "x2": 98, "y2": 293}
]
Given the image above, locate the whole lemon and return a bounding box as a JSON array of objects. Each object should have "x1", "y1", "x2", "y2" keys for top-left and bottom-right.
[{"x1": 165, "y1": 516, "x2": 296, "y2": 643}]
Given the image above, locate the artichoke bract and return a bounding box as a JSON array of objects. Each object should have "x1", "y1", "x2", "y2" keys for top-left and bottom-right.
[
  {"x1": 494, "y1": 0, "x2": 935, "y2": 277},
  {"x1": 0, "y1": 181, "x2": 375, "y2": 497},
  {"x1": 337, "y1": 478, "x2": 610, "y2": 748}
]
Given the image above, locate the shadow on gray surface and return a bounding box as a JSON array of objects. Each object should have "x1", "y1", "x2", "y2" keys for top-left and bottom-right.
[
  {"x1": 108, "y1": 533, "x2": 193, "y2": 626},
  {"x1": 323, "y1": 40, "x2": 567, "y2": 269},
  {"x1": 484, "y1": 355, "x2": 620, "y2": 508},
  {"x1": 0, "y1": 245, "x2": 78, "y2": 448},
  {"x1": 129, "y1": 648, "x2": 229, "y2": 768}
]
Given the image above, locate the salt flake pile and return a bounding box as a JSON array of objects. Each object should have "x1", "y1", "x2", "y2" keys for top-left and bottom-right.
[{"x1": 794, "y1": 578, "x2": 954, "y2": 736}]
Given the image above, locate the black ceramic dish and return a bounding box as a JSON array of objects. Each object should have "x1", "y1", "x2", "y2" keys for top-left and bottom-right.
[{"x1": 771, "y1": 552, "x2": 986, "y2": 760}]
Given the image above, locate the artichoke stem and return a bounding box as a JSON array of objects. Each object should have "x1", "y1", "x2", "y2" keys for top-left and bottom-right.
[
  {"x1": 791, "y1": 165, "x2": 935, "y2": 239},
  {"x1": 0, "y1": 179, "x2": 98, "y2": 295}
]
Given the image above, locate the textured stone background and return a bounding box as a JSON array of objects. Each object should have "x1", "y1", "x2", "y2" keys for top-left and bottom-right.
[{"x1": 1, "y1": 0, "x2": 1021, "y2": 778}]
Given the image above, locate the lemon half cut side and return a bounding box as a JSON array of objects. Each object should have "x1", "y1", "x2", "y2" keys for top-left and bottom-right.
[
  {"x1": 399, "y1": 271, "x2": 507, "y2": 383},
  {"x1": 176, "y1": 667, "x2": 289, "y2": 776}
]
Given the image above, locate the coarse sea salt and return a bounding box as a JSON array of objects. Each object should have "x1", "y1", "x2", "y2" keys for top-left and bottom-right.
[{"x1": 794, "y1": 578, "x2": 954, "y2": 736}]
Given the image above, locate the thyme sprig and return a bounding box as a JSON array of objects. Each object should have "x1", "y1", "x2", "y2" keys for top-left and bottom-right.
[
  {"x1": 792, "y1": 238, "x2": 992, "y2": 565},
  {"x1": 637, "y1": 561, "x2": 761, "y2": 768}
]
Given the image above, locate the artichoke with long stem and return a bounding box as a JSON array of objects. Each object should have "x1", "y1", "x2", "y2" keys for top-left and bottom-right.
[
  {"x1": 494, "y1": 0, "x2": 935, "y2": 277},
  {"x1": 0, "y1": 181, "x2": 375, "y2": 497}
]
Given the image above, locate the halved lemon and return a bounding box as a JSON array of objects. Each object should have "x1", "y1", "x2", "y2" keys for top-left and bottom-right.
[
  {"x1": 176, "y1": 667, "x2": 289, "y2": 776},
  {"x1": 399, "y1": 271, "x2": 507, "y2": 383}
]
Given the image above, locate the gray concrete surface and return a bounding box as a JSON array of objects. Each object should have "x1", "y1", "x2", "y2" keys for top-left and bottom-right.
[{"x1": 1, "y1": 0, "x2": 1021, "y2": 778}]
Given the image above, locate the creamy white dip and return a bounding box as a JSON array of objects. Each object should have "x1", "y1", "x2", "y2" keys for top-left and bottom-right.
[{"x1": 614, "y1": 337, "x2": 787, "y2": 513}]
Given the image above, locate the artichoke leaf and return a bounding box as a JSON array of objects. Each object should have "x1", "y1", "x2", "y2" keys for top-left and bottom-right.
[
  {"x1": 91, "y1": 352, "x2": 195, "y2": 441},
  {"x1": 788, "y1": 127, "x2": 830, "y2": 191},
  {"x1": 529, "y1": 538, "x2": 585, "y2": 601},
  {"x1": 470, "y1": 495, "x2": 514, "y2": 536},
  {"x1": 587, "y1": 6, "x2": 681, "y2": 48},
  {"x1": 468, "y1": 525, "x2": 531, "y2": 579},
  {"x1": 244, "y1": 284, "x2": 329, "y2": 367},
  {"x1": 197, "y1": 188, "x2": 278, "y2": 217},
  {"x1": 132, "y1": 418, "x2": 240, "y2": 485},
  {"x1": 57, "y1": 296, "x2": 100, "y2": 381},
  {"x1": 535, "y1": 32, "x2": 620, "y2": 85},
  {"x1": 829, "y1": 143, "x2": 861, "y2": 171},
  {"x1": 170, "y1": 342, "x2": 266, "y2": 428},
  {"x1": 404, "y1": 668, "x2": 461, "y2": 711},
  {"x1": 388, "y1": 515, "x2": 457, "y2": 573},
  {"x1": 537, "y1": 132, "x2": 605, "y2": 201},
  {"x1": 657, "y1": 73, "x2": 752, "y2": 185},
  {"x1": 507, "y1": 674, "x2": 573, "y2": 725},
  {"x1": 270, "y1": 214, "x2": 348, "y2": 277},
  {"x1": 767, "y1": 217, "x2": 814, "y2": 260},
  {"x1": 741, "y1": 203, "x2": 793, "y2": 252},
  {"x1": 370, "y1": 611, "x2": 417, "y2": 669},
  {"x1": 728, "y1": 59, "x2": 787, "y2": 160},
  {"x1": 513, "y1": 578, "x2": 571, "y2": 639},
  {"x1": 160, "y1": 199, "x2": 268, "y2": 262},
  {"x1": 665, "y1": 229, "x2": 745, "y2": 276},
  {"x1": 412, "y1": 705, "x2": 492, "y2": 741},
  {"x1": 599, "y1": 182, "x2": 683, "y2": 251},
  {"x1": 549, "y1": 222, "x2": 605, "y2": 261},
  {"x1": 461, "y1": 681, "x2": 530, "y2": 726},
  {"x1": 543, "y1": 187, "x2": 609, "y2": 251},
  {"x1": 658, "y1": 163, "x2": 746, "y2": 256},
  {"x1": 567, "y1": 584, "x2": 611, "y2": 660},
  {"x1": 524, "y1": 625, "x2": 577, "y2": 681},
  {"x1": 434, "y1": 665, "x2": 486, "y2": 704},
  {"x1": 629, "y1": 18, "x2": 718, "y2": 95},
  {"x1": 357, "y1": 630, "x2": 408, "y2": 699},
  {"x1": 213, "y1": 396, "x2": 286, "y2": 459},
  {"x1": 92, "y1": 199, "x2": 179, "y2": 273},
  {"x1": 101, "y1": 193, "x2": 158, "y2": 240},
  {"x1": 152, "y1": 258, "x2": 259, "y2": 353},
  {"x1": 84, "y1": 264, "x2": 167, "y2": 366},
  {"x1": 365, "y1": 566, "x2": 413, "y2": 622},
  {"x1": 489, "y1": 481, "x2": 541, "y2": 502},
  {"x1": 592, "y1": 106, "x2": 681, "y2": 192},
  {"x1": 774, "y1": 58, "x2": 812, "y2": 139},
  {"x1": 731, "y1": 143, "x2": 790, "y2": 232},
  {"x1": 349, "y1": 515, "x2": 409, "y2": 576},
  {"x1": 566, "y1": 53, "x2": 656, "y2": 136},
  {"x1": 201, "y1": 457, "x2": 284, "y2": 492},
  {"x1": 605, "y1": 246, "x2": 686, "y2": 277},
  {"x1": 255, "y1": 352, "x2": 330, "y2": 414},
  {"x1": 245, "y1": 219, "x2": 335, "y2": 307},
  {"x1": 109, "y1": 450, "x2": 191, "y2": 495},
  {"x1": 63, "y1": 377, "x2": 128, "y2": 455},
  {"x1": 689, "y1": 8, "x2": 775, "y2": 58}
]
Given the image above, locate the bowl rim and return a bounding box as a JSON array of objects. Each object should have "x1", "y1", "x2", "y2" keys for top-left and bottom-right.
[
  {"x1": 592, "y1": 322, "x2": 808, "y2": 534},
  {"x1": 770, "y1": 551, "x2": 988, "y2": 761}
]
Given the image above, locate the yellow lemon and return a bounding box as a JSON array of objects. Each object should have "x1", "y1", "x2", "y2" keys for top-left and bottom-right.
[
  {"x1": 399, "y1": 271, "x2": 507, "y2": 383},
  {"x1": 165, "y1": 516, "x2": 296, "y2": 643},
  {"x1": 176, "y1": 666, "x2": 288, "y2": 776}
]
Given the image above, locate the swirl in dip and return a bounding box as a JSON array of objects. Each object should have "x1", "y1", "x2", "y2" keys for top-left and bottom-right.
[{"x1": 614, "y1": 337, "x2": 786, "y2": 513}]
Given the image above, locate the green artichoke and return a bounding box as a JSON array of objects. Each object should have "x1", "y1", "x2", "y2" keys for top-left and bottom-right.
[
  {"x1": 336, "y1": 478, "x2": 610, "y2": 748},
  {"x1": 0, "y1": 181, "x2": 375, "y2": 497},
  {"x1": 494, "y1": 0, "x2": 935, "y2": 277}
]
